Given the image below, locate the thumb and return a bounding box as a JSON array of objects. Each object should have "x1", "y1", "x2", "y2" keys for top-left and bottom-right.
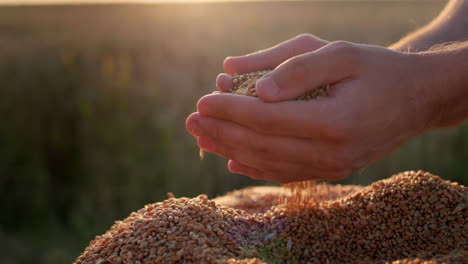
[
  {"x1": 223, "y1": 34, "x2": 328, "y2": 75},
  {"x1": 256, "y1": 41, "x2": 358, "y2": 102}
]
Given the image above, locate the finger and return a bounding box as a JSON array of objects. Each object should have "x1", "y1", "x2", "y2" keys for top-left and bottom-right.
[
  {"x1": 194, "y1": 125, "x2": 306, "y2": 174},
  {"x1": 228, "y1": 160, "x2": 298, "y2": 183},
  {"x1": 223, "y1": 34, "x2": 328, "y2": 75},
  {"x1": 188, "y1": 113, "x2": 346, "y2": 173},
  {"x1": 256, "y1": 41, "x2": 360, "y2": 102},
  {"x1": 197, "y1": 136, "x2": 291, "y2": 173},
  {"x1": 196, "y1": 93, "x2": 337, "y2": 140},
  {"x1": 228, "y1": 160, "x2": 348, "y2": 184},
  {"x1": 188, "y1": 113, "x2": 313, "y2": 165},
  {"x1": 227, "y1": 160, "x2": 265, "y2": 180},
  {"x1": 270, "y1": 170, "x2": 349, "y2": 183},
  {"x1": 198, "y1": 134, "x2": 346, "y2": 179},
  {"x1": 228, "y1": 160, "x2": 290, "y2": 183},
  {"x1": 216, "y1": 73, "x2": 233, "y2": 93},
  {"x1": 188, "y1": 114, "x2": 351, "y2": 182}
]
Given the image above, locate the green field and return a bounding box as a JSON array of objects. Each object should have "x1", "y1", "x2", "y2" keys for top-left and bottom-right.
[{"x1": 1, "y1": 1, "x2": 466, "y2": 263}]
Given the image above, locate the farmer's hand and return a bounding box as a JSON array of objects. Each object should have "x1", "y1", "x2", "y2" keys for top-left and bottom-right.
[{"x1": 186, "y1": 36, "x2": 460, "y2": 183}]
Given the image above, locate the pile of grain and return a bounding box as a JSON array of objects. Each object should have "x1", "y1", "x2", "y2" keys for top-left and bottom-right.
[{"x1": 74, "y1": 171, "x2": 467, "y2": 264}]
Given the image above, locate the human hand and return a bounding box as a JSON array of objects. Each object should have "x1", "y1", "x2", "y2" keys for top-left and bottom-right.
[{"x1": 187, "y1": 39, "x2": 436, "y2": 183}]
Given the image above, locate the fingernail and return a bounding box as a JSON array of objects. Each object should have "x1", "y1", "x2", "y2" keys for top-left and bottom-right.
[
  {"x1": 228, "y1": 160, "x2": 241, "y2": 174},
  {"x1": 257, "y1": 76, "x2": 280, "y2": 100},
  {"x1": 216, "y1": 73, "x2": 233, "y2": 93},
  {"x1": 198, "y1": 136, "x2": 214, "y2": 150}
]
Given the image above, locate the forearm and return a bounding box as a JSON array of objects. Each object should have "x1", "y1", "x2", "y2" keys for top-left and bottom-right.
[
  {"x1": 390, "y1": 0, "x2": 468, "y2": 52},
  {"x1": 421, "y1": 42, "x2": 468, "y2": 128}
]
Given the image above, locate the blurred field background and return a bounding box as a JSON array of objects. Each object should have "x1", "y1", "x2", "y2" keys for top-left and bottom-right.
[{"x1": 0, "y1": 0, "x2": 467, "y2": 263}]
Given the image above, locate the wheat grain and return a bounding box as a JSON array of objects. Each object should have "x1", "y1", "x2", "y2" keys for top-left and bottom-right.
[
  {"x1": 74, "y1": 171, "x2": 467, "y2": 264},
  {"x1": 231, "y1": 70, "x2": 329, "y2": 100}
]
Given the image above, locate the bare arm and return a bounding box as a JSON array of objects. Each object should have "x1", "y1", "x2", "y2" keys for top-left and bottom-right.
[
  {"x1": 391, "y1": 0, "x2": 468, "y2": 127},
  {"x1": 390, "y1": 0, "x2": 468, "y2": 52},
  {"x1": 421, "y1": 41, "x2": 468, "y2": 129}
]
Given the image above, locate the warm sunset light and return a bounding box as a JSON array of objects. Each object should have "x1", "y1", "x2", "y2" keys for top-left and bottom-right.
[
  {"x1": 0, "y1": 0, "x2": 259, "y2": 4},
  {"x1": 3, "y1": 0, "x2": 467, "y2": 263}
]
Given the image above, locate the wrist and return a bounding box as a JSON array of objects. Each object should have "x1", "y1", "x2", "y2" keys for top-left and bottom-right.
[
  {"x1": 416, "y1": 44, "x2": 468, "y2": 129},
  {"x1": 389, "y1": 42, "x2": 416, "y2": 53}
]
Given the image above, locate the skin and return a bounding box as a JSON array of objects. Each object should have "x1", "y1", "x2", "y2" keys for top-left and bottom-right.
[{"x1": 186, "y1": 0, "x2": 468, "y2": 183}]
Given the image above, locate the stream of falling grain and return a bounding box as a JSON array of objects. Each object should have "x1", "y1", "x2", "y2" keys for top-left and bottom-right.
[
  {"x1": 228, "y1": 70, "x2": 330, "y2": 209},
  {"x1": 282, "y1": 180, "x2": 319, "y2": 209},
  {"x1": 199, "y1": 148, "x2": 204, "y2": 160}
]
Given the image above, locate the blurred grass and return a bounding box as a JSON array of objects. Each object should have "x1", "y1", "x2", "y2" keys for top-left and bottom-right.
[{"x1": 0, "y1": 1, "x2": 466, "y2": 263}]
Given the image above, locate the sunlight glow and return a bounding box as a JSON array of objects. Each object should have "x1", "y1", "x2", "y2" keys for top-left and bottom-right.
[
  {"x1": 0, "y1": 0, "x2": 432, "y2": 7},
  {"x1": 0, "y1": 0, "x2": 265, "y2": 4}
]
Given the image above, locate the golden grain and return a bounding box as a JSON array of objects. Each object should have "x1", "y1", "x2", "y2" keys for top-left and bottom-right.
[
  {"x1": 231, "y1": 70, "x2": 329, "y2": 100},
  {"x1": 74, "y1": 171, "x2": 466, "y2": 264}
]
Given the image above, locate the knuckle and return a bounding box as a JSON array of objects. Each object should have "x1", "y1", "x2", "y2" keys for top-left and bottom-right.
[
  {"x1": 284, "y1": 56, "x2": 308, "y2": 87},
  {"x1": 295, "y1": 33, "x2": 315, "y2": 45},
  {"x1": 327, "y1": 41, "x2": 361, "y2": 66},
  {"x1": 328, "y1": 40, "x2": 355, "y2": 53},
  {"x1": 291, "y1": 57, "x2": 308, "y2": 79}
]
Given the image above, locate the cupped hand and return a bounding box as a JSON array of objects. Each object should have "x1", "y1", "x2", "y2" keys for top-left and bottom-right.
[{"x1": 187, "y1": 38, "x2": 435, "y2": 183}]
